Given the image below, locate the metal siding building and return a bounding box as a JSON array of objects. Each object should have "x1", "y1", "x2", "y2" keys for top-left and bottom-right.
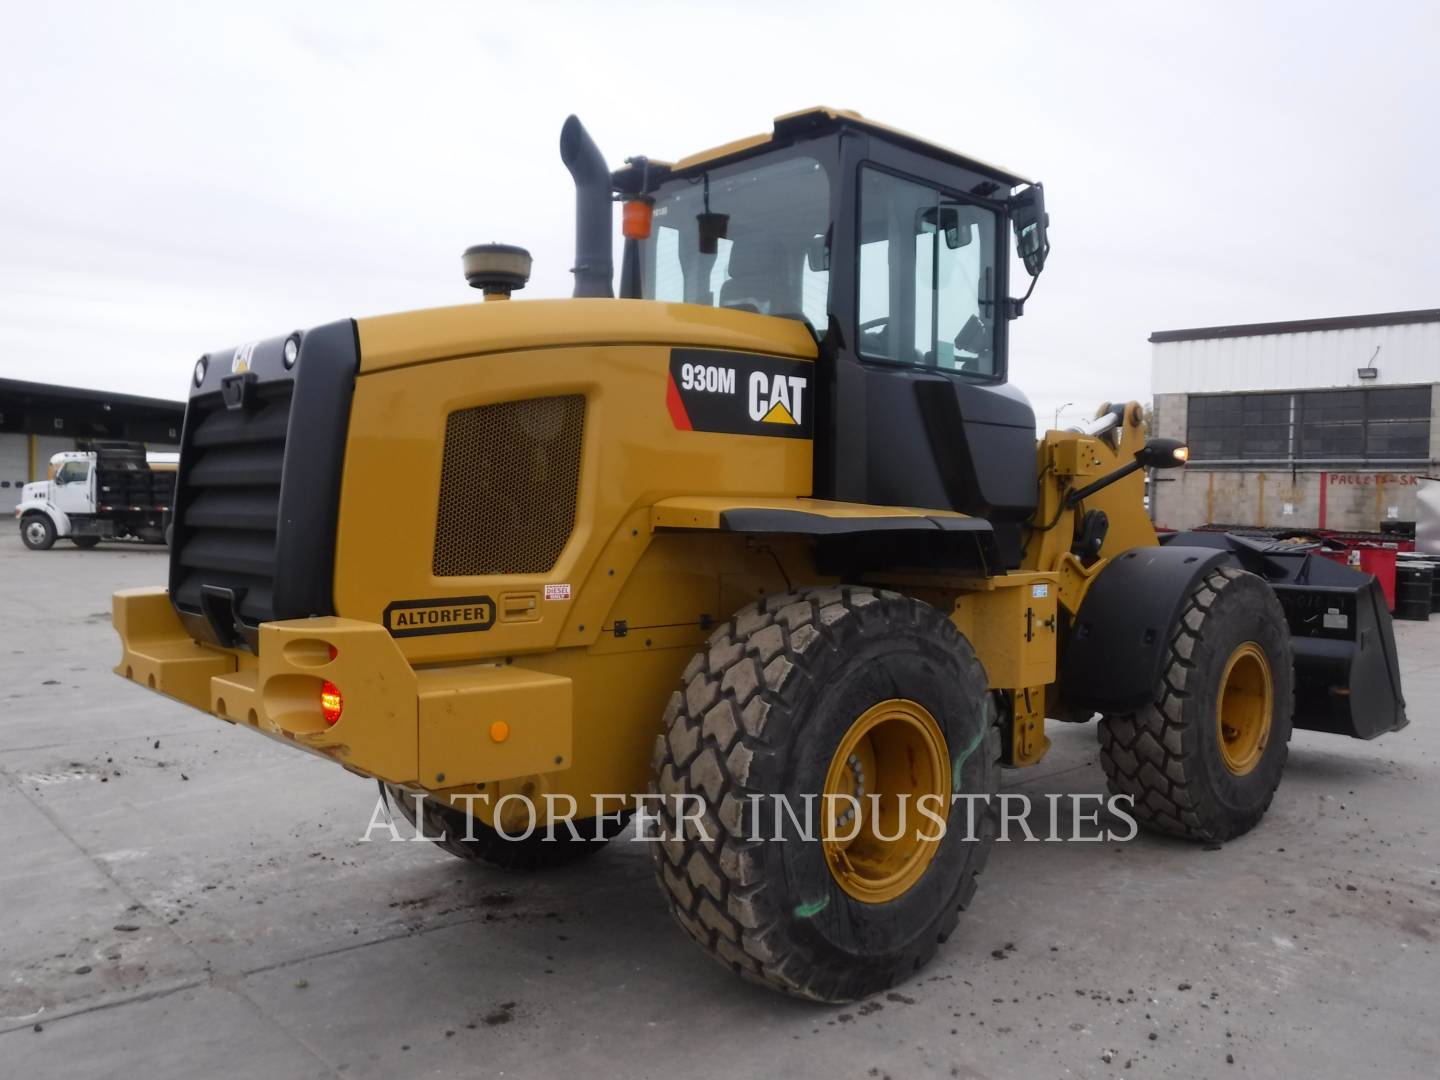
[
  {"x1": 1150, "y1": 309, "x2": 1440, "y2": 532},
  {"x1": 0, "y1": 379, "x2": 183, "y2": 511}
]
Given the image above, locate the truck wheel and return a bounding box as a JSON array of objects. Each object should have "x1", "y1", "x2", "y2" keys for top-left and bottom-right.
[
  {"x1": 1098, "y1": 566, "x2": 1293, "y2": 843},
  {"x1": 71, "y1": 536, "x2": 100, "y2": 549},
  {"x1": 382, "y1": 783, "x2": 629, "y2": 870},
  {"x1": 20, "y1": 515, "x2": 56, "y2": 551},
  {"x1": 649, "y1": 586, "x2": 999, "y2": 1003}
]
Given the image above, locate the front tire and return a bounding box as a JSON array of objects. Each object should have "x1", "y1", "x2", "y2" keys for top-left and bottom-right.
[
  {"x1": 383, "y1": 784, "x2": 628, "y2": 870},
  {"x1": 20, "y1": 515, "x2": 56, "y2": 551},
  {"x1": 1098, "y1": 566, "x2": 1293, "y2": 843},
  {"x1": 650, "y1": 586, "x2": 999, "y2": 1003}
]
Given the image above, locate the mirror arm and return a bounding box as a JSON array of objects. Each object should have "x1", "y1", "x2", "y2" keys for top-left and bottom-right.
[{"x1": 1006, "y1": 264, "x2": 1042, "y2": 319}]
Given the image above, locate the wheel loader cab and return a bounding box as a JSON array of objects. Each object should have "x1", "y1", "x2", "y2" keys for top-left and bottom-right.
[{"x1": 621, "y1": 110, "x2": 1042, "y2": 566}]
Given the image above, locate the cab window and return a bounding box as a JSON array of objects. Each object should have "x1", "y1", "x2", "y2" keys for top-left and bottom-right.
[
  {"x1": 56, "y1": 461, "x2": 90, "y2": 485},
  {"x1": 644, "y1": 153, "x2": 831, "y2": 332},
  {"x1": 856, "y1": 168, "x2": 998, "y2": 376}
]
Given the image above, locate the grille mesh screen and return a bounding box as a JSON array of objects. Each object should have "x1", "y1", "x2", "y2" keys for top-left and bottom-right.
[{"x1": 433, "y1": 395, "x2": 585, "y2": 576}]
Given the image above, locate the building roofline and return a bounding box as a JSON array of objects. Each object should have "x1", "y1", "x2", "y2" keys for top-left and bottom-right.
[
  {"x1": 1149, "y1": 308, "x2": 1440, "y2": 344},
  {"x1": 0, "y1": 377, "x2": 183, "y2": 414}
]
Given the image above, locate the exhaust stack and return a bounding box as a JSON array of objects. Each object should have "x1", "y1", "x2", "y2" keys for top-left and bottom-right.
[{"x1": 559, "y1": 115, "x2": 614, "y2": 299}]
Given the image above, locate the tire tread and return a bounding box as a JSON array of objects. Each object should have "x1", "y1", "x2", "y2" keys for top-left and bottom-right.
[
  {"x1": 650, "y1": 584, "x2": 999, "y2": 1001},
  {"x1": 1098, "y1": 567, "x2": 1293, "y2": 843}
]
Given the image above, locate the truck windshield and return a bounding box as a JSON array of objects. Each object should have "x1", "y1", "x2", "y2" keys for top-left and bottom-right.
[{"x1": 640, "y1": 152, "x2": 832, "y2": 331}]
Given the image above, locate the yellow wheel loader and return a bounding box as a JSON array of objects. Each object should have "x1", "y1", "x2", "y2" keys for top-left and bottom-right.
[{"x1": 113, "y1": 108, "x2": 1407, "y2": 1003}]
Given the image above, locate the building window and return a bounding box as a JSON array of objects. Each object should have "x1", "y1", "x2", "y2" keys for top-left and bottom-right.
[
  {"x1": 1295, "y1": 389, "x2": 1363, "y2": 459},
  {"x1": 1304, "y1": 386, "x2": 1432, "y2": 461},
  {"x1": 1187, "y1": 385, "x2": 1431, "y2": 465},
  {"x1": 1186, "y1": 392, "x2": 1291, "y2": 461}
]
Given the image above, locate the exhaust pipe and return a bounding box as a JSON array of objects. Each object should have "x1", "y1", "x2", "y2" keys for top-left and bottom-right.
[{"x1": 559, "y1": 115, "x2": 614, "y2": 299}]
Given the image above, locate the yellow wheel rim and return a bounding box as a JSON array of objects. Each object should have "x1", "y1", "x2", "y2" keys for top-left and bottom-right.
[
  {"x1": 821, "y1": 699, "x2": 950, "y2": 904},
  {"x1": 1216, "y1": 642, "x2": 1273, "y2": 776}
]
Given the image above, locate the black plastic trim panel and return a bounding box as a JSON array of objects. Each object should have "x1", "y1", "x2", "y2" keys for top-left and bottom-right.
[
  {"x1": 169, "y1": 319, "x2": 358, "y2": 649},
  {"x1": 715, "y1": 508, "x2": 989, "y2": 537},
  {"x1": 686, "y1": 505, "x2": 1002, "y2": 575}
]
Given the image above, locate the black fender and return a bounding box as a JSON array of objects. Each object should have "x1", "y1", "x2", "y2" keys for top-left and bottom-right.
[{"x1": 1058, "y1": 545, "x2": 1234, "y2": 713}]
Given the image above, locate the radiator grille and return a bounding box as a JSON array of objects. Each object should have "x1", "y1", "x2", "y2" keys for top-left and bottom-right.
[
  {"x1": 172, "y1": 384, "x2": 291, "y2": 624},
  {"x1": 433, "y1": 395, "x2": 585, "y2": 576}
]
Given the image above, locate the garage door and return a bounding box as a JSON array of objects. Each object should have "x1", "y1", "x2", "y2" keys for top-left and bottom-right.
[
  {"x1": 33, "y1": 435, "x2": 76, "y2": 478},
  {"x1": 0, "y1": 434, "x2": 29, "y2": 510}
]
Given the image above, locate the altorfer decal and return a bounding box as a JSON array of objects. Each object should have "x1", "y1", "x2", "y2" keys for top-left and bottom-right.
[{"x1": 383, "y1": 596, "x2": 496, "y2": 637}]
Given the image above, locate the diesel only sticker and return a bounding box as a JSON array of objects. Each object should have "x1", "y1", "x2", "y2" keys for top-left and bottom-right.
[
  {"x1": 666, "y1": 349, "x2": 814, "y2": 439},
  {"x1": 383, "y1": 595, "x2": 496, "y2": 637}
]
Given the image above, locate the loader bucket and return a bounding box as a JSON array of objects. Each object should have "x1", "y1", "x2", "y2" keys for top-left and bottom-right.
[{"x1": 1160, "y1": 532, "x2": 1408, "y2": 740}]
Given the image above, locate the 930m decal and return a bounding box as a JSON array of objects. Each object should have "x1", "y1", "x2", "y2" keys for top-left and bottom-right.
[
  {"x1": 667, "y1": 349, "x2": 813, "y2": 439},
  {"x1": 383, "y1": 595, "x2": 495, "y2": 637}
]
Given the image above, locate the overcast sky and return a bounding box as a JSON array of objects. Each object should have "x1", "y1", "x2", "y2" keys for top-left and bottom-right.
[{"x1": 2, "y1": 1, "x2": 1436, "y2": 430}]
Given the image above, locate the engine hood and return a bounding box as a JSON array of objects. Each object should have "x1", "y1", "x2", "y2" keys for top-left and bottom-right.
[{"x1": 354, "y1": 298, "x2": 818, "y2": 375}]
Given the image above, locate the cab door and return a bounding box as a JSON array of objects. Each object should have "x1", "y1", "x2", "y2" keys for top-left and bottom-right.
[
  {"x1": 815, "y1": 132, "x2": 1037, "y2": 562},
  {"x1": 52, "y1": 459, "x2": 93, "y2": 518}
]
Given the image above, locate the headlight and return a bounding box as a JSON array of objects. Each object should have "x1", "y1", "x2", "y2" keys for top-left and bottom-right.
[
  {"x1": 193, "y1": 356, "x2": 208, "y2": 387},
  {"x1": 283, "y1": 334, "x2": 300, "y2": 369}
]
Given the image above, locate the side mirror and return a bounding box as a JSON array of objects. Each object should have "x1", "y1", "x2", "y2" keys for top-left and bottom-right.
[
  {"x1": 1135, "y1": 438, "x2": 1189, "y2": 470},
  {"x1": 805, "y1": 232, "x2": 830, "y2": 272},
  {"x1": 1011, "y1": 182, "x2": 1049, "y2": 277},
  {"x1": 919, "y1": 206, "x2": 973, "y2": 249}
]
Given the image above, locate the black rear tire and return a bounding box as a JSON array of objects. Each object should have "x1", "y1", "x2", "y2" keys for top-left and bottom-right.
[
  {"x1": 1098, "y1": 566, "x2": 1293, "y2": 843},
  {"x1": 383, "y1": 783, "x2": 628, "y2": 870},
  {"x1": 649, "y1": 585, "x2": 999, "y2": 1003},
  {"x1": 71, "y1": 536, "x2": 100, "y2": 549},
  {"x1": 20, "y1": 515, "x2": 56, "y2": 551}
]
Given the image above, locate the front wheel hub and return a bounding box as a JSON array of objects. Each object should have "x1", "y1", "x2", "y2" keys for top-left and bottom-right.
[{"x1": 822, "y1": 698, "x2": 950, "y2": 904}]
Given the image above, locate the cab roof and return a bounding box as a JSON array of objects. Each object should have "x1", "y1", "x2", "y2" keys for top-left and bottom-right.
[{"x1": 617, "y1": 107, "x2": 1032, "y2": 190}]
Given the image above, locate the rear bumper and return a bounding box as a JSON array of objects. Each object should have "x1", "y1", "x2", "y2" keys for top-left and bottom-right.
[{"x1": 112, "y1": 587, "x2": 571, "y2": 787}]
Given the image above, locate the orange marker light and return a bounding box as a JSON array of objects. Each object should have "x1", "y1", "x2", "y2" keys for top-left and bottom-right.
[
  {"x1": 489, "y1": 720, "x2": 510, "y2": 743},
  {"x1": 320, "y1": 681, "x2": 344, "y2": 725},
  {"x1": 622, "y1": 199, "x2": 653, "y2": 240}
]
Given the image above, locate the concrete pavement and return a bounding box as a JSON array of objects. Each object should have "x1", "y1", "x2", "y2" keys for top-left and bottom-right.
[{"x1": 1, "y1": 533, "x2": 1436, "y2": 1079}]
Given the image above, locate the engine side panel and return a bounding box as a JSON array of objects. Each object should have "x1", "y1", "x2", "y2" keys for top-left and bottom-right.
[{"x1": 332, "y1": 341, "x2": 815, "y2": 666}]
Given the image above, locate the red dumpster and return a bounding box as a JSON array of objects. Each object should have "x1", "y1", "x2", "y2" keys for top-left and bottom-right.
[
  {"x1": 1358, "y1": 547, "x2": 1398, "y2": 612},
  {"x1": 1311, "y1": 545, "x2": 1398, "y2": 611}
]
